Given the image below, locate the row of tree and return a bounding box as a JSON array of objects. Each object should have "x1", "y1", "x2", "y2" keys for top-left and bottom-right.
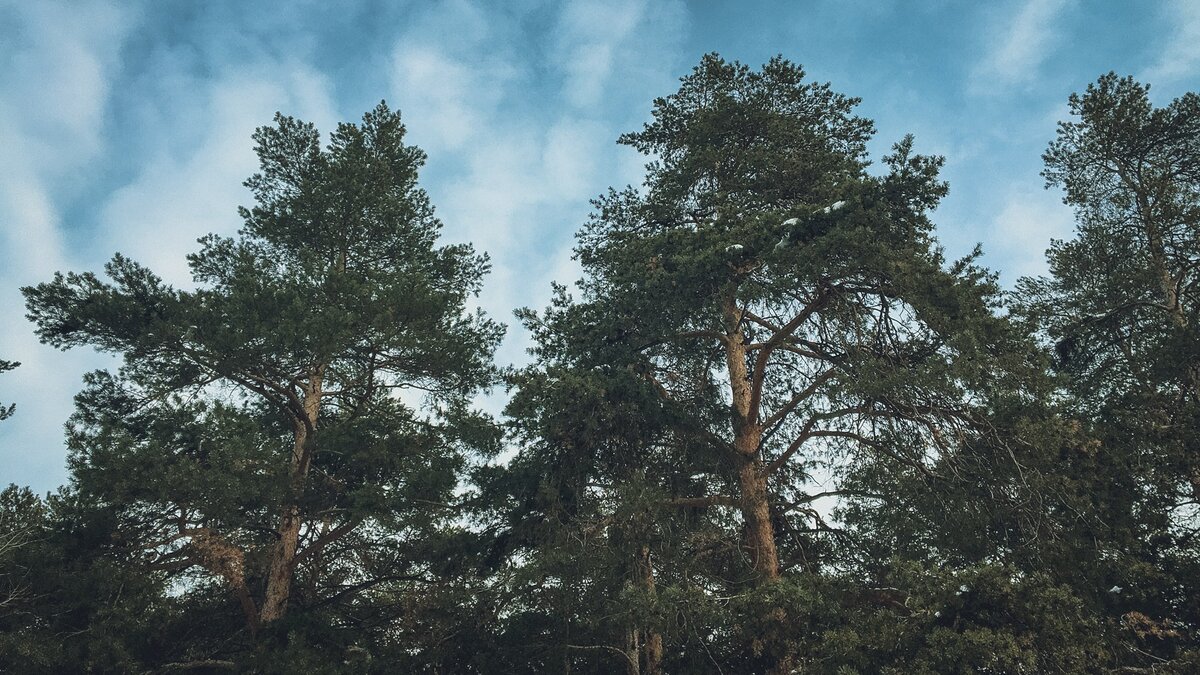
[{"x1": 2, "y1": 55, "x2": 1198, "y2": 673}]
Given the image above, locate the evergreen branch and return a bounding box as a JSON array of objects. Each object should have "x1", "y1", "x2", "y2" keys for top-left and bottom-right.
[
  {"x1": 666, "y1": 495, "x2": 738, "y2": 508},
  {"x1": 563, "y1": 644, "x2": 640, "y2": 672},
  {"x1": 291, "y1": 517, "x2": 364, "y2": 569}
]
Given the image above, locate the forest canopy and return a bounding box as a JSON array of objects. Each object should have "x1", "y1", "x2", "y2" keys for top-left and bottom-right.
[{"x1": 2, "y1": 55, "x2": 1199, "y2": 674}]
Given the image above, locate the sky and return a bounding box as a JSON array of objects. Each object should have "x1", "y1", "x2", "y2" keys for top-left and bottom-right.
[{"x1": 1, "y1": 0, "x2": 1197, "y2": 494}]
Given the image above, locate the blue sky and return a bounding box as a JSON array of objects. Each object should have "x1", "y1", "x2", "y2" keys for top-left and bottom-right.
[{"x1": 2, "y1": 0, "x2": 1197, "y2": 493}]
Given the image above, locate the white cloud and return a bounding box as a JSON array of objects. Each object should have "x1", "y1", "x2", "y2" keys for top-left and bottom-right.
[
  {"x1": 0, "y1": 1, "x2": 134, "y2": 492},
  {"x1": 0, "y1": 0, "x2": 129, "y2": 280},
  {"x1": 1144, "y1": 0, "x2": 1200, "y2": 83},
  {"x1": 0, "y1": 2, "x2": 126, "y2": 176},
  {"x1": 986, "y1": 186, "x2": 1074, "y2": 282},
  {"x1": 553, "y1": 0, "x2": 688, "y2": 111},
  {"x1": 430, "y1": 122, "x2": 600, "y2": 368},
  {"x1": 387, "y1": 0, "x2": 525, "y2": 155},
  {"x1": 390, "y1": 45, "x2": 519, "y2": 154},
  {"x1": 972, "y1": 0, "x2": 1072, "y2": 91},
  {"x1": 384, "y1": 1, "x2": 642, "y2": 375},
  {"x1": 556, "y1": 0, "x2": 647, "y2": 107},
  {"x1": 93, "y1": 65, "x2": 340, "y2": 286},
  {"x1": 0, "y1": 176, "x2": 67, "y2": 281}
]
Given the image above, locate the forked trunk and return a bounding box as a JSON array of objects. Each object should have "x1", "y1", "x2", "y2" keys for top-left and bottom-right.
[
  {"x1": 722, "y1": 293, "x2": 782, "y2": 582},
  {"x1": 722, "y1": 292, "x2": 791, "y2": 673}
]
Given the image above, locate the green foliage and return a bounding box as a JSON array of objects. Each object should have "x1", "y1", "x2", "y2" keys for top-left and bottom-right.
[
  {"x1": 0, "y1": 359, "x2": 16, "y2": 421},
  {"x1": 1013, "y1": 72, "x2": 1200, "y2": 668},
  {"x1": 0, "y1": 486, "x2": 175, "y2": 673},
  {"x1": 490, "y1": 53, "x2": 1042, "y2": 673},
  {"x1": 20, "y1": 102, "x2": 503, "y2": 668}
]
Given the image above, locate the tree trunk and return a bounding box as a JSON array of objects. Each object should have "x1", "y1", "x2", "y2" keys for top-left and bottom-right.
[
  {"x1": 635, "y1": 545, "x2": 663, "y2": 675},
  {"x1": 260, "y1": 501, "x2": 303, "y2": 623},
  {"x1": 722, "y1": 292, "x2": 792, "y2": 673},
  {"x1": 625, "y1": 627, "x2": 641, "y2": 675},
  {"x1": 722, "y1": 293, "x2": 782, "y2": 582},
  {"x1": 260, "y1": 374, "x2": 323, "y2": 624},
  {"x1": 642, "y1": 630, "x2": 663, "y2": 675},
  {"x1": 737, "y1": 456, "x2": 781, "y2": 582},
  {"x1": 739, "y1": 457, "x2": 793, "y2": 675},
  {"x1": 1139, "y1": 197, "x2": 1200, "y2": 390}
]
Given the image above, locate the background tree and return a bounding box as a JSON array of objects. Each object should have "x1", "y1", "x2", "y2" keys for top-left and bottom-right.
[
  {"x1": 482, "y1": 311, "x2": 711, "y2": 674},
  {"x1": 1015, "y1": 72, "x2": 1200, "y2": 669},
  {"x1": 0, "y1": 359, "x2": 16, "y2": 421},
  {"x1": 23, "y1": 102, "x2": 503, "y2": 665},
  {"x1": 0, "y1": 485, "x2": 173, "y2": 673}
]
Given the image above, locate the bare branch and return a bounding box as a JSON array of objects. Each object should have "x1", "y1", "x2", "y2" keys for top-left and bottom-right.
[
  {"x1": 761, "y1": 369, "x2": 839, "y2": 431},
  {"x1": 747, "y1": 285, "x2": 837, "y2": 420},
  {"x1": 666, "y1": 495, "x2": 738, "y2": 508}
]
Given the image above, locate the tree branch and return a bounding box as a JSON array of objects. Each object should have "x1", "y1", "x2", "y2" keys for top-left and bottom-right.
[
  {"x1": 666, "y1": 495, "x2": 738, "y2": 508},
  {"x1": 761, "y1": 369, "x2": 838, "y2": 431},
  {"x1": 292, "y1": 517, "x2": 363, "y2": 569},
  {"x1": 747, "y1": 285, "x2": 836, "y2": 420}
]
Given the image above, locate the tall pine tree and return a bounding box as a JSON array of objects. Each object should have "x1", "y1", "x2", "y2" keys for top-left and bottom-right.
[
  {"x1": 502, "y1": 55, "x2": 1027, "y2": 673},
  {"x1": 1017, "y1": 72, "x2": 1200, "y2": 668},
  {"x1": 23, "y1": 103, "x2": 503, "y2": 661}
]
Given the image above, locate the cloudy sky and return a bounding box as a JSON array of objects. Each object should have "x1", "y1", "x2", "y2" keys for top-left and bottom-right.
[{"x1": 2, "y1": 0, "x2": 1197, "y2": 493}]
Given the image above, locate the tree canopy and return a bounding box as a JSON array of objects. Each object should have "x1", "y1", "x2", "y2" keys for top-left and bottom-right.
[{"x1": 19, "y1": 102, "x2": 503, "y2": 665}]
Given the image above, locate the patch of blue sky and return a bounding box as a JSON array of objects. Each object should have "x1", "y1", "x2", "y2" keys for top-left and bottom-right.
[{"x1": 1, "y1": 0, "x2": 1195, "y2": 492}]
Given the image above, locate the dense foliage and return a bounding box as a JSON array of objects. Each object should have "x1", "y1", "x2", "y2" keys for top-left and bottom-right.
[{"x1": 2, "y1": 57, "x2": 1198, "y2": 673}]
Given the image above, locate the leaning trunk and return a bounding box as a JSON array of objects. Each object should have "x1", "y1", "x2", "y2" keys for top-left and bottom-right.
[
  {"x1": 260, "y1": 375, "x2": 323, "y2": 624},
  {"x1": 260, "y1": 501, "x2": 303, "y2": 623},
  {"x1": 1140, "y1": 197, "x2": 1200, "y2": 392}
]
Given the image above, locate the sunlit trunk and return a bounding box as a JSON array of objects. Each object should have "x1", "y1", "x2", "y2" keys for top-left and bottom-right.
[
  {"x1": 737, "y1": 456, "x2": 781, "y2": 582},
  {"x1": 723, "y1": 292, "x2": 792, "y2": 673}
]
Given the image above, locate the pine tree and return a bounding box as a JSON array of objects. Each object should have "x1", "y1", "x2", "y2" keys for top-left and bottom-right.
[
  {"x1": 502, "y1": 54, "x2": 1026, "y2": 673},
  {"x1": 23, "y1": 103, "x2": 503, "y2": 659},
  {"x1": 1016, "y1": 72, "x2": 1200, "y2": 668}
]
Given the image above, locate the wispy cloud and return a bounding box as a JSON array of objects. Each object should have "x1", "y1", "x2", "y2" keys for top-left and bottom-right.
[
  {"x1": 972, "y1": 0, "x2": 1072, "y2": 91},
  {"x1": 0, "y1": 0, "x2": 133, "y2": 491},
  {"x1": 386, "y1": 0, "x2": 688, "y2": 371},
  {"x1": 555, "y1": 0, "x2": 648, "y2": 108},
  {"x1": 94, "y1": 65, "x2": 339, "y2": 286},
  {"x1": 390, "y1": 45, "x2": 519, "y2": 154},
  {"x1": 1144, "y1": 0, "x2": 1200, "y2": 84},
  {"x1": 986, "y1": 186, "x2": 1074, "y2": 282},
  {"x1": 553, "y1": 0, "x2": 688, "y2": 116}
]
